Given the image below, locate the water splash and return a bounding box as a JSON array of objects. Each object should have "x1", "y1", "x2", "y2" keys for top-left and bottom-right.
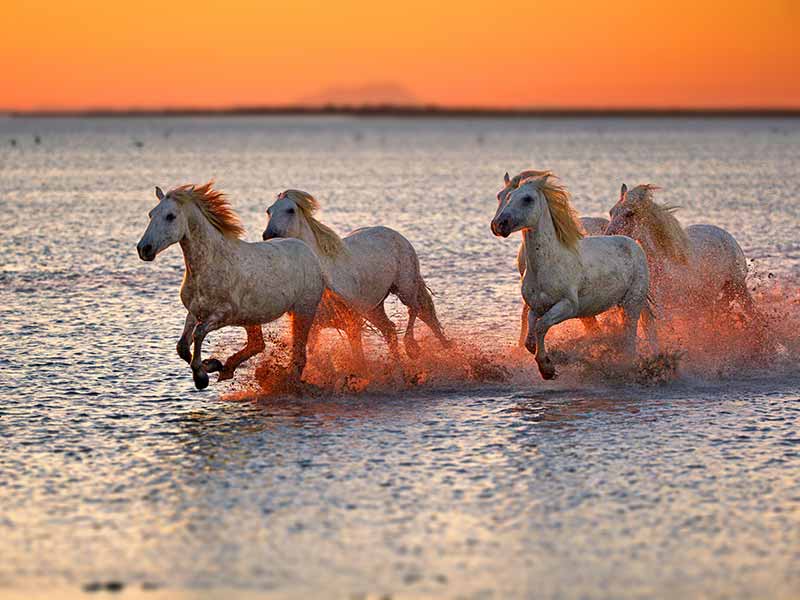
[{"x1": 219, "y1": 276, "x2": 800, "y2": 401}]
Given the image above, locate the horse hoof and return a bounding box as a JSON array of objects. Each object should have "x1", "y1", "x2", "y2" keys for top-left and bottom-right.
[
  {"x1": 193, "y1": 368, "x2": 209, "y2": 390},
  {"x1": 404, "y1": 338, "x2": 421, "y2": 359},
  {"x1": 217, "y1": 368, "x2": 234, "y2": 382},
  {"x1": 537, "y1": 358, "x2": 556, "y2": 380},
  {"x1": 176, "y1": 341, "x2": 191, "y2": 363},
  {"x1": 203, "y1": 358, "x2": 224, "y2": 373}
]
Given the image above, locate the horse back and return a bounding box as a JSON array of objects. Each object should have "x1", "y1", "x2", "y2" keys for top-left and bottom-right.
[{"x1": 686, "y1": 224, "x2": 748, "y2": 284}]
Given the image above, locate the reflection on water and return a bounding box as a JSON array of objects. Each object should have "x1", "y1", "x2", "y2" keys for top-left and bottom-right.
[{"x1": 1, "y1": 116, "x2": 800, "y2": 599}]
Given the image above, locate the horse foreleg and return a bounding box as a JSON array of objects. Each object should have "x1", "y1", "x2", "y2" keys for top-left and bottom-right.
[
  {"x1": 620, "y1": 303, "x2": 643, "y2": 360},
  {"x1": 533, "y1": 299, "x2": 577, "y2": 380},
  {"x1": 641, "y1": 304, "x2": 658, "y2": 354},
  {"x1": 208, "y1": 325, "x2": 265, "y2": 381},
  {"x1": 177, "y1": 313, "x2": 197, "y2": 364},
  {"x1": 190, "y1": 313, "x2": 226, "y2": 390},
  {"x1": 518, "y1": 302, "x2": 529, "y2": 348},
  {"x1": 524, "y1": 309, "x2": 538, "y2": 355},
  {"x1": 344, "y1": 312, "x2": 366, "y2": 365},
  {"x1": 289, "y1": 311, "x2": 315, "y2": 384}
]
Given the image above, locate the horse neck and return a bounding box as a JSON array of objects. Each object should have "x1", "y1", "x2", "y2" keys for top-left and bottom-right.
[
  {"x1": 632, "y1": 221, "x2": 665, "y2": 270},
  {"x1": 522, "y1": 202, "x2": 578, "y2": 278},
  {"x1": 179, "y1": 205, "x2": 238, "y2": 277},
  {"x1": 295, "y1": 214, "x2": 324, "y2": 256}
]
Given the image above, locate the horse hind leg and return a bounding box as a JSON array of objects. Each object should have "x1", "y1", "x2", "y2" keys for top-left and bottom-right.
[
  {"x1": 364, "y1": 303, "x2": 400, "y2": 359},
  {"x1": 405, "y1": 280, "x2": 450, "y2": 349},
  {"x1": 404, "y1": 307, "x2": 421, "y2": 359}
]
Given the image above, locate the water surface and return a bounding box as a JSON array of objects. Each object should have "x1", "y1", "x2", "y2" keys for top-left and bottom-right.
[{"x1": 1, "y1": 116, "x2": 799, "y2": 599}]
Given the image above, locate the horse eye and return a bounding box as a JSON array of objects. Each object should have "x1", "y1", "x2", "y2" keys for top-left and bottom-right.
[
  {"x1": 166, "y1": 213, "x2": 176, "y2": 222},
  {"x1": 287, "y1": 207, "x2": 295, "y2": 215},
  {"x1": 523, "y1": 195, "x2": 533, "y2": 203}
]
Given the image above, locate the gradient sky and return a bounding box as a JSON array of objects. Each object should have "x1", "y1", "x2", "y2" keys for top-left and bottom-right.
[{"x1": 2, "y1": 0, "x2": 798, "y2": 110}]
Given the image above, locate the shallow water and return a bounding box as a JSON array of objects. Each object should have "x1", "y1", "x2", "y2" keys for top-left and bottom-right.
[{"x1": 1, "y1": 116, "x2": 799, "y2": 599}]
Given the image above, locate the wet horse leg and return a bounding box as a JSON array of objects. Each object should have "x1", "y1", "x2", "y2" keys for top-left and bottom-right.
[
  {"x1": 190, "y1": 312, "x2": 226, "y2": 390},
  {"x1": 533, "y1": 298, "x2": 577, "y2": 380},
  {"x1": 416, "y1": 283, "x2": 450, "y2": 348},
  {"x1": 518, "y1": 302, "x2": 529, "y2": 348},
  {"x1": 365, "y1": 303, "x2": 400, "y2": 359},
  {"x1": 403, "y1": 307, "x2": 420, "y2": 358},
  {"x1": 204, "y1": 325, "x2": 265, "y2": 381},
  {"x1": 289, "y1": 311, "x2": 315, "y2": 384},
  {"x1": 177, "y1": 313, "x2": 197, "y2": 364},
  {"x1": 344, "y1": 312, "x2": 366, "y2": 365}
]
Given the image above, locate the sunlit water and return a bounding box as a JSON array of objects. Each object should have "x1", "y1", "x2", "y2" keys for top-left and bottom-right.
[{"x1": 1, "y1": 116, "x2": 799, "y2": 599}]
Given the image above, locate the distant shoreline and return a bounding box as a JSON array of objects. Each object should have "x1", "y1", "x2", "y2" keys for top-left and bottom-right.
[{"x1": 4, "y1": 105, "x2": 800, "y2": 119}]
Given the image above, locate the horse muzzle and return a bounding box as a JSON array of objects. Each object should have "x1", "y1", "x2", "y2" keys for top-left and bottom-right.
[
  {"x1": 491, "y1": 218, "x2": 511, "y2": 238},
  {"x1": 262, "y1": 229, "x2": 275, "y2": 241},
  {"x1": 137, "y1": 241, "x2": 155, "y2": 261}
]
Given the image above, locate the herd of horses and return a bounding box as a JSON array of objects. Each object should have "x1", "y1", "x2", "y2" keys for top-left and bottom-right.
[{"x1": 136, "y1": 171, "x2": 755, "y2": 390}]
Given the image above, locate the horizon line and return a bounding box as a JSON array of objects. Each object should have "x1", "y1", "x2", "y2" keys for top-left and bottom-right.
[{"x1": 4, "y1": 104, "x2": 800, "y2": 119}]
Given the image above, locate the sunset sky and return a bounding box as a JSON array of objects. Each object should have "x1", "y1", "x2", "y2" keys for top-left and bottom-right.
[{"x1": 2, "y1": 0, "x2": 798, "y2": 110}]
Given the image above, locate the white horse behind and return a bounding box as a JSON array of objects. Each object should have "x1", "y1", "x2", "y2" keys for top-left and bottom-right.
[
  {"x1": 605, "y1": 184, "x2": 755, "y2": 316},
  {"x1": 498, "y1": 170, "x2": 610, "y2": 346},
  {"x1": 137, "y1": 182, "x2": 326, "y2": 389},
  {"x1": 262, "y1": 189, "x2": 449, "y2": 360},
  {"x1": 492, "y1": 172, "x2": 655, "y2": 379}
]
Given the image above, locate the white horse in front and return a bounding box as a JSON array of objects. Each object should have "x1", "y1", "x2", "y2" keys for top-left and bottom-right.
[
  {"x1": 497, "y1": 170, "x2": 611, "y2": 346},
  {"x1": 262, "y1": 189, "x2": 449, "y2": 360},
  {"x1": 491, "y1": 173, "x2": 655, "y2": 379},
  {"x1": 605, "y1": 184, "x2": 755, "y2": 316},
  {"x1": 137, "y1": 182, "x2": 326, "y2": 389}
]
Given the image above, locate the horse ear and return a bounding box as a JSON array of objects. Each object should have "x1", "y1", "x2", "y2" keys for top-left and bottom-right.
[
  {"x1": 155, "y1": 186, "x2": 165, "y2": 200},
  {"x1": 504, "y1": 172, "x2": 510, "y2": 185},
  {"x1": 620, "y1": 183, "x2": 627, "y2": 198}
]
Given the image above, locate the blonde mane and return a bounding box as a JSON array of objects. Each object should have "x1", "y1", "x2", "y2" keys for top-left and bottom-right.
[
  {"x1": 508, "y1": 169, "x2": 551, "y2": 190},
  {"x1": 626, "y1": 184, "x2": 691, "y2": 264},
  {"x1": 168, "y1": 181, "x2": 245, "y2": 238},
  {"x1": 278, "y1": 189, "x2": 344, "y2": 257},
  {"x1": 523, "y1": 173, "x2": 585, "y2": 251}
]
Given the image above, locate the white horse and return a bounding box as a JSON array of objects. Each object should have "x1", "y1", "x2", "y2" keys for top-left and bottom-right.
[
  {"x1": 498, "y1": 170, "x2": 610, "y2": 346},
  {"x1": 605, "y1": 184, "x2": 755, "y2": 316},
  {"x1": 491, "y1": 173, "x2": 655, "y2": 379},
  {"x1": 137, "y1": 182, "x2": 326, "y2": 390},
  {"x1": 262, "y1": 189, "x2": 449, "y2": 360}
]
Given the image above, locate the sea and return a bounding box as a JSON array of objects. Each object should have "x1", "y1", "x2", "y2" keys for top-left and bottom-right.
[{"x1": 1, "y1": 116, "x2": 799, "y2": 599}]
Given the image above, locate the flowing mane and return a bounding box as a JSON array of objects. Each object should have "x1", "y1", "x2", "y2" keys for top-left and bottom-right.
[
  {"x1": 625, "y1": 184, "x2": 691, "y2": 264},
  {"x1": 523, "y1": 173, "x2": 585, "y2": 251},
  {"x1": 277, "y1": 189, "x2": 344, "y2": 257},
  {"x1": 508, "y1": 169, "x2": 551, "y2": 191},
  {"x1": 168, "y1": 181, "x2": 245, "y2": 238}
]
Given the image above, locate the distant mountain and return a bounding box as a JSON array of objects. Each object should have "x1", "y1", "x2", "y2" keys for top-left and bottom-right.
[{"x1": 298, "y1": 83, "x2": 420, "y2": 107}]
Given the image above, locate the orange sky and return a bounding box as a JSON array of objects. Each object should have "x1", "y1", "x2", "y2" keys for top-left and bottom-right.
[{"x1": 2, "y1": 0, "x2": 798, "y2": 110}]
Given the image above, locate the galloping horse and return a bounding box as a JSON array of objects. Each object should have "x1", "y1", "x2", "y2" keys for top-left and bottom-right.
[
  {"x1": 492, "y1": 173, "x2": 656, "y2": 379},
  {"x1": 137, "y1": 182, "x2": 326, "y2": 389},
  {"x1": 605, "y1": 184, "x2": 755, "y2": 316},
  {"x1": 263, "y1": 189, "x2": 449, "y2": 360},
  {"x1": 498, "y1": 170, "x2": 610, "y2": 346}
]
